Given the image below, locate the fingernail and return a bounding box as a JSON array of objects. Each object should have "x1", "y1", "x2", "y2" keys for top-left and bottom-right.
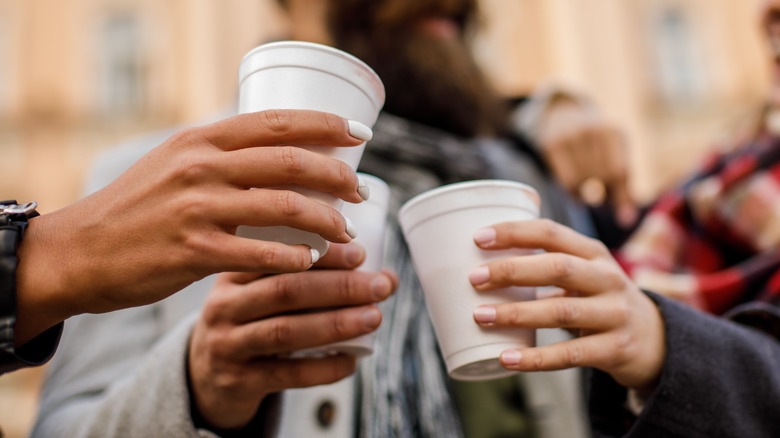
[
  {"x1": 310, "y1": 248, "x2": 321, "y2": 265},
  {"x1": 362, "y1": 307, "x2": 381, "y2": 328},
  {"x1": 371, "y1": 275, "x2": 393, "y2": 300},
  {"x1": 345, "y1": 243, "x2": 365, "y2": 266},
  {"x1": 473, "y1": 306, "x2": 496, "y2": 324},
  {"x1": 469, "y1": 266, "x2": 490, "y2": 286},
  {"x1": 501, "y1": 350, "x2": 522, "y2": 366},
  {"x1": 348, "y1": 120, "x2": 373, "y2": 142},
  {"x1": 358, "y1": 177, "x2": 371, "y2": 201},
  {"x1": 345, "y1": 216, "x2": 358, "y2": 239},
  {"x1": 473, "y1": 228, "x2": 496, "y2": 246}
]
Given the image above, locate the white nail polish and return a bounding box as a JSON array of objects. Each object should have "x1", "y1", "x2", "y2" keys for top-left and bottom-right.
[
  {"x1": 358, "y1": 177, "x2": 371, "y2": 201},
  {"x1": 348, "y1": 120, "x2": 373, "y2": 141},
  {"x1": 345, "y1": 216, "x2": 358, "y2": 239},
  {"x1": 310, "y1": 248, "x2": 321, "y2": 265}
]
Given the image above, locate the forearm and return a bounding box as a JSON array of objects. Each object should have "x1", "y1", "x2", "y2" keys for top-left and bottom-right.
[{"x1": 589, "y1": 293, "x2": 780, "y2": 438}]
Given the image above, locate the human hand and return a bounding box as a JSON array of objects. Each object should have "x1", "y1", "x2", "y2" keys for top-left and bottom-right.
[
  {"x1": 469, "y1": 219, "x2": 665, "y2": 391},
  {"x1": 15, "y1": 110, "x2": 372, "y2": 345},
  {"x1": 537, "y1": 98, "x2": 637, "y2": 227},
  {"x1": 188, "y1": 243, "x2": 397, "y2": 430}
]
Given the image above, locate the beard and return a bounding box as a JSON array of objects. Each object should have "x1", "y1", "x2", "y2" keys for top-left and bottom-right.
[{"x1": 328, "y1": 0, "x2": 510, "y2": 138}]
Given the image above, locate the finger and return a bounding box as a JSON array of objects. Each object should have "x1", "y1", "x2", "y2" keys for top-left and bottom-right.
[
  {"x1": 473, "y1": 295, "x2": 619, "y2": 331},
  {"x1": 215, "y1": 271, "x2": 268, "y2": 286},
  {"x1": 213, "y1": 188, "x2": 354, "y2": 244},
  {"x1": 253, "y1": 355, "x2": 357, "y2": 394},
  {"x1": 221, "y1": 146, "x2": 364, "y2": 204},
  {"x1": 473, "y1": 219, "x2": 609, "y2": 260},
  {"x1": 313, "y1": 243, "x2": 366, "y2": 270},
  {"x1": 381, "y1": 268, "x2": 399, "y2": 292},
  {"x1": 233, "y1": 305, "x2": 383, "y2": 357},
  {"x1": 198, "y1": 110, "x2": 369, "y2": 151},
  {"x1": 204, "y1": 234, "x2": 318, "y2": 273},
  {"x1": 499, "y1": 333, "x2": 614, "y2": 372},
  {"x1": 226, "y1": 270, "x2": 394, "y2": 322},
  {"x1": 469, "y1": 251, "x2": 625, "y2": 295}
]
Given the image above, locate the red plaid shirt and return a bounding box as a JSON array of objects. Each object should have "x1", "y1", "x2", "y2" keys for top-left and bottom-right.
[{"x1": 616, "y1": 135, "x2": 780, "y2": 314}]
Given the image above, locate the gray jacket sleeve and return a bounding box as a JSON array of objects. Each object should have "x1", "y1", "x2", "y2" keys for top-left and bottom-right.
[
  {"x1": 30, "y1": 308, "x2": 213, "y2": 438},
  {"x1": 588, "y1": 293, "x2": 780, "y2": 438}
]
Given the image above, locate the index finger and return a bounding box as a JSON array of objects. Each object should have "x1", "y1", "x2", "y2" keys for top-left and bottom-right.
[
  {"x1": 200, "y1": 110, "x2": 371, "y2": 151},
  {"x1": 474, "y1": 219, "x2": 609, "y2": 261}
]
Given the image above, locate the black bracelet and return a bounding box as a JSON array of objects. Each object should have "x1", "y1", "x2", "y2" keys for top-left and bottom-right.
[{"x1": 0, "y1": 200, "x2": 43, "y2": 373}]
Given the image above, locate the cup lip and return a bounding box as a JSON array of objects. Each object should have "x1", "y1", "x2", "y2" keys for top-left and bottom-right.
[
  {"x1": 238, "y1": 40, "x2": 386, "y2": 111},
  {"x1": 399, "y1": 179, "x2": 540, "y2": 218}
]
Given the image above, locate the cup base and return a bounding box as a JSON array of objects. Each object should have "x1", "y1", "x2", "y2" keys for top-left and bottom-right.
[{"x1": 447, "y1": 342, "x2": 531, "y2": 381}]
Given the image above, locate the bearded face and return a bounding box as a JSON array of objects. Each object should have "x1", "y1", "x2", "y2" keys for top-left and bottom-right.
[{"x1": 327, "y1": 0, "x2": 509, "y2": 137}]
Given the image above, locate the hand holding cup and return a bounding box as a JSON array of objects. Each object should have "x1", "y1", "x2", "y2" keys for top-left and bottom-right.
[{"x1": 470, "y1": 219, "x2": 666, "y2": 390}]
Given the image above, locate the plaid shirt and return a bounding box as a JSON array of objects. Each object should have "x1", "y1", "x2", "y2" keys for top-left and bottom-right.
[{"x1": 617, "y1": 135, "x2": 780, "y2": 314}]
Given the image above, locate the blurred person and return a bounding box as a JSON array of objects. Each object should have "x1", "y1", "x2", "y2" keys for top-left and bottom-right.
[
  {"x1": 1, "y1": 109, "x2": 373, "y2": 375},
  {"x1": 611, "y1": 0, "x2": 780, "y2": 315},
  {"x1": 32, "y1": 0, "x2": 635, "y2": 437}
]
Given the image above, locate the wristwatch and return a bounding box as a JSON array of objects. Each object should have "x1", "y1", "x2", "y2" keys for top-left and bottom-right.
[{"x1": 0, "y1": 200, "x2": 43, "y2": 374}]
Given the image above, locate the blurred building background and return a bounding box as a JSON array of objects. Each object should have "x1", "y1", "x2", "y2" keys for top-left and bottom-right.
[{"x1": 0, "y1": 0, "x2": 769, "y2": 436}]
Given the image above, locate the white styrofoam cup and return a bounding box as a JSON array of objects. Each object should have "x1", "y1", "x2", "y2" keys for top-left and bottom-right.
[
  {"x1": 296, "y1": 174, "x2": 390, "y2": 357},
  {"x1": 236, "y1": 41, "x2": 385, "y2": 255},
  {"x1": 399, "y1": 180, "x2": 541, "y2": 381}
]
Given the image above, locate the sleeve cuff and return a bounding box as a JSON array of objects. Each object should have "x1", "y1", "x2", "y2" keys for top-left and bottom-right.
[{"x1": 0, "y1": 322, "x2": 63, "y2": 374}]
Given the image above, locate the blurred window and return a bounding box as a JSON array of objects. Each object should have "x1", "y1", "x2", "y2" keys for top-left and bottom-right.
[
  {"x1": 97, "y1": 14, "x2": 145, "y2": 117},
  {"x1": 650, "y1": 7, "x2": 706, "y2": 104}
]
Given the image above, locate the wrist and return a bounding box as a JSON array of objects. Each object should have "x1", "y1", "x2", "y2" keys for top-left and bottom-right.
[{"x1": 15, "y1": 209, "x2": 82, "y2": 345}]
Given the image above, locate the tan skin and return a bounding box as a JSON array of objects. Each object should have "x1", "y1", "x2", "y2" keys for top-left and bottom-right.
[
  {"x1": 470, "y1": 220, "x2": 665, "y2": 392},
  {"x1": 189, "y1": 243, "x2": 398, "y2": 429},
  {"x1": 14, "y1": 109, "x2": 369, "y2": 346},
  {"x1": 535, "y1": 96, "x2": 638, "y2": 227}
]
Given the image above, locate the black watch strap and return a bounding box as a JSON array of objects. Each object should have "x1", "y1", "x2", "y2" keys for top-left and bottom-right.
[{"x1": 0, "y1": 201, "x2": 62, "y2": 374}]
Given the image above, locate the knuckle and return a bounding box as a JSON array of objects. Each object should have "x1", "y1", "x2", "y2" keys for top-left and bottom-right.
[
  {"x1": 340, "y1": 274, "x2": 361, "y2": 302},
  {"x1": 276, "y1": 146, "x2": 306, "y2": 175},
  {"x1": 274, "y1": 190, "x2": 302, "y2": 218},
  {"x1": 590, "y1": 238, "x2": 611, "y2": 257},
  {"x1": 531, "y1": 351, "x2": 545, "y2": 371},
  {"x1": 167, "y1": 127, "x2": 206, "y2": 149},
  {"x1": 505, "y1": 305, "x2": 523, "y2": 325},
  {"x1": 538, "y1": 219, "x2": 560, "y2": 240},
  {"x1": 330, "y1": 311, "x2": 350, "y2": 339},
  {"x1": 268, "y1": 318, "x2": 294, "y2": 347},
  {"x1": 552, "y1": 299, "x2": 580, "y2": 326},
  {"x1": 257, "y1": 245, "x2": 281, "y2": 268},
  {"x1": 327, "y1": 207, "x2": 345, "y2": 234},
  {"x1": 266, "y1": 364, "x2": 294, "y2": 389},
  {"x1": 498, "y1": 258, "x2": 520, "y2": 283},
  {"x1": 549, "y1": 254, "x2": 574, "y2": 282},
  {"x1": 204, "y1": 329, "x2": 233, "y2": 359},
  {"x1": 337, "y1": 161, "x2": 354, "y2": 185},
  {"x1": 258, "y1": 109, "x2": 293, "y2": 137},
  {"x1": 202, "y1": 294, "x2": 230, "y2": 326},
  {"x1": 563, "y1": 343, "x2": 585, "y2": 366},
  {"x1": 172, "y1": 153, "x2": 215, "y2": 185},
  {"x1": 322, "y1": 112, "x2": 341, "y2": 133},
  {"x1": 270, "y1": 276, "x2": 299, "y2": 305}
]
